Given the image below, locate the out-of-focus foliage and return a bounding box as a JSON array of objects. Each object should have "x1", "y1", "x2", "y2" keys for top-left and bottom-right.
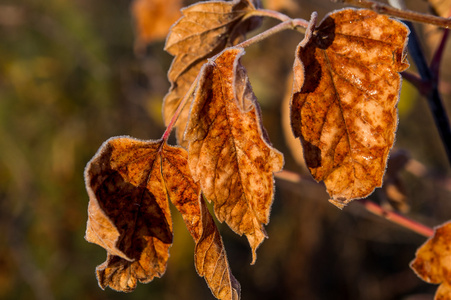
[
  {"x1": 1, "y1": 0, "x2": 450, "y2": 299},
  {"x1": 0, "y1": 0, "x2": 168, "y2": 299}
]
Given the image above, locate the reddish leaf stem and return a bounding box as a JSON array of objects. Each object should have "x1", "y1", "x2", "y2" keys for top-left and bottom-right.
[
  {"x1": 161, "y1": 74, "x2": 200, "y2": 142},
  {"x1": 330, "y1": 0, "x2": 451, "y2": 28},
  {"x1": 275, "y1": 170, "x2": 434, "y2": 237},
  {"x1": 359, "y1": 199, "x2": 434, "y2": 238},
  {"x1": 430, "y1": 28, "x2": 449, "y2": 81}
]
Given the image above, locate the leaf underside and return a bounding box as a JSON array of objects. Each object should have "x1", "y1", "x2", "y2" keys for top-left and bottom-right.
[{"x1": 290, "y1": 8, "x2": 409, "y2": 208}]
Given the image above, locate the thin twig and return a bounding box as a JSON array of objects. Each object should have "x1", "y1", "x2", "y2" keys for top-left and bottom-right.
[
  {"x1": 403, "y1": 21, "x2": 451, "y2": 165},
  {"x1": 359, "y1": 199, "x2": 434, "y2": 237},
  {"x1": 162, "y1": 12, "x2": 312, "y2": 141},
  {"x1": 330, "y1": 0, "x2": 451, "y2": 28},
  {"x1": 246, "y1": 8, "x2": 292, "y2": 22},
  {"x1": 236, "y1": 17, "x2": 309, "y2": 49},
  {"x1": 161, "y1": 73, "x2": 200, "y2": 142},
  {"x1": 430, "y1": 29, "x2": 449, "y2": 81},
  {"x1": 275, "y1": 170, "x2": 435, "y2": 237}
]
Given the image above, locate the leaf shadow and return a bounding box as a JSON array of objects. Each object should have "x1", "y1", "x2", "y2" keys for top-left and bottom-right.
[
  {"x1": 295, "y1": 16, "x2": 336, "y2": 169},
  {"x1": 90, "y1": 146, "x2": 173, "y2": 261}
]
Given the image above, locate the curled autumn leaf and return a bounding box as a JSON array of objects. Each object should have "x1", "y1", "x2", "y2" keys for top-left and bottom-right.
[
  {"x1": 411, "y1": 221, "x2": 451, "y2": 300},
  {"x1": 85, "y1": 137, "x2": 239, "y2": 299},
  {"x1": 290, "y1": 8, "x2": 409, "y2": 208},
  {"x1": 161, "y1": 143, "x2": 240, "y2": 300},
  {"x1": 185, "y1": 47, "x2": 284, "y2": 264},
  {"x1": 164, "y1": 0, "x2": 261, "y2": 146},
  {"x1": 85, "y1": 137, "x2": 173, "y2": 292}
]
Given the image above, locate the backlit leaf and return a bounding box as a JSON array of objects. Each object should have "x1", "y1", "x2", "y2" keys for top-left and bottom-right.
[
  {"x1": 163, "y1": 0, "x2": 261, "y2": 146},
  {"x1": 290, "y1": 8, "x2": 409, "y2": 208},
  {"x1": 85, "y1": 137, "x2": 173, "y2": 292},
  {"x1": 411, "y1": 221, "x2": 451, "y2": 300},
  {"x1": 162, "y1": 145, "x2": 240, "y2": 300},
  {"x1": 185, "y1": 47, "x2": 284, "y2": 263},
  {"x1": 85, "y1": 137, "x2": 238, "y2": 299}
]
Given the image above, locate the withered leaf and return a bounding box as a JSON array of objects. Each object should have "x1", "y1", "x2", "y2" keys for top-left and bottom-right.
[
  {"x1": 161, "y1": 144, "x2": 240, "y2": 300},
  {"x1": 85, "y1": 137, "x2": 173, "y2": 292},
  {"x1": 290, "y1": 8, "x2": 409, "y2": 208},
  {"x1": 85, "y1": 137, "x2": 239, "y2": 299},
  {"x1": 132, "y1": 0, "x2": 183, "y2": 52},
  {"x1": 185, "y1": 47, "x2": 284, "y2": 264},
  {"x1": 411, "y1": 221, "x2": 451, "y2": 300},
  {"x1": 163, "y1": 0, "x2": 261, "y2": 146}
]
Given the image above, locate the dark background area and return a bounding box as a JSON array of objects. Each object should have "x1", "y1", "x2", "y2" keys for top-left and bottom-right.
[{"x1": 1, "y1": 0, "x2": 450, "y2": 299}]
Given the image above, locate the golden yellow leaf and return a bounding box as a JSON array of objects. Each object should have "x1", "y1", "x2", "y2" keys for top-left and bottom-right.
[
  {"x1": 185, "y1": 47, "x2": 284, "y2": 264},
  {"x1": 163, "y1": 0, "x2": 261, "y2": 146},
  {"x1": 132, "y1": 0, "x2": 183, "y2": 52},
  {"x1": 411, "y1": 221, "x2": 451, "y2": 300},
  {"x1": 290, "y1": 9, "x2": 409, "y2": 208},
  {"x1": 85, "y1": 137, "x2": 239, "y2": 299}
]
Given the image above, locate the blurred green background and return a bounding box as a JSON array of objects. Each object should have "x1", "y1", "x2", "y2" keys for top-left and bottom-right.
[{"x1": 1, "y1": 0, "x2": 450, "y2": 299}]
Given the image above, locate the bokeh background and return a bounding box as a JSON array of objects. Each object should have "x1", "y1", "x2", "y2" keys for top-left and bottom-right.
[{"x1": 1, "y1": 0, "x2": 450, "y2": 299}]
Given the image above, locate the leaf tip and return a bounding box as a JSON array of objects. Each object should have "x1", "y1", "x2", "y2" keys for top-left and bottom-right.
[{"x1": 328, "y1": 198, "x2": 347, "y2": 209}]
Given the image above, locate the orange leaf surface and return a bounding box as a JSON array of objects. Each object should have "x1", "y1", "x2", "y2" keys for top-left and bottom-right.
[
  {"x1": 162, "y1": 143, "x2": 240, "y2": 300},
  {"x1": 163, "y1": 0, "x2": 261, "y2": 146},
  {"x1": 85, "y1": 137, "x2": 173, "y2": 292},
  {"x1": 411, "y1": 221, "x2": 451, "y2": 300},
  {"x1": 85, "y1": 137, "x2": 239, "y2": 299},
  {"x1": 132, "y1": 0, "x2": 183, "y2": 51},
  {"x1": 290, "y1": 9, "x2": 409, "y2": 208},
  {"x1": 185, "y1": 47, "x2": 284, "y2": 264}
]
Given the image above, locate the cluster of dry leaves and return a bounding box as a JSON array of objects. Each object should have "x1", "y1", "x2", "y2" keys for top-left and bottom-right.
[{"x1": 84, "y1": 0, "x2": 451, "y2": 299}]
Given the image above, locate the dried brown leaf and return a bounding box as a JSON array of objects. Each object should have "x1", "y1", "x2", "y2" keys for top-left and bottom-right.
[
  {"x1": 185, "y1": 47, "x2": 284, "y2": 263},
  {"x1": 132, "y1": 0, "x2": 183, "y2": 52},
  {"x1": 290, "y1": 8, "x2": 409, "y2": 208},
  {"x1": 85, "y1": 137, "x2": 173, "y2": 292},
  {"x1": 162, "y1": 146, "x2": 240, "y2": 300},
  {"x1": 411, "y1": 221, "x2": 451, "y2": 300},
  {"x1": 163, "y1": 0, "x2": 261, "y2": 146},
  {"x1": 85, "y1": 137, "x2": 239, "y2": 299}
]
